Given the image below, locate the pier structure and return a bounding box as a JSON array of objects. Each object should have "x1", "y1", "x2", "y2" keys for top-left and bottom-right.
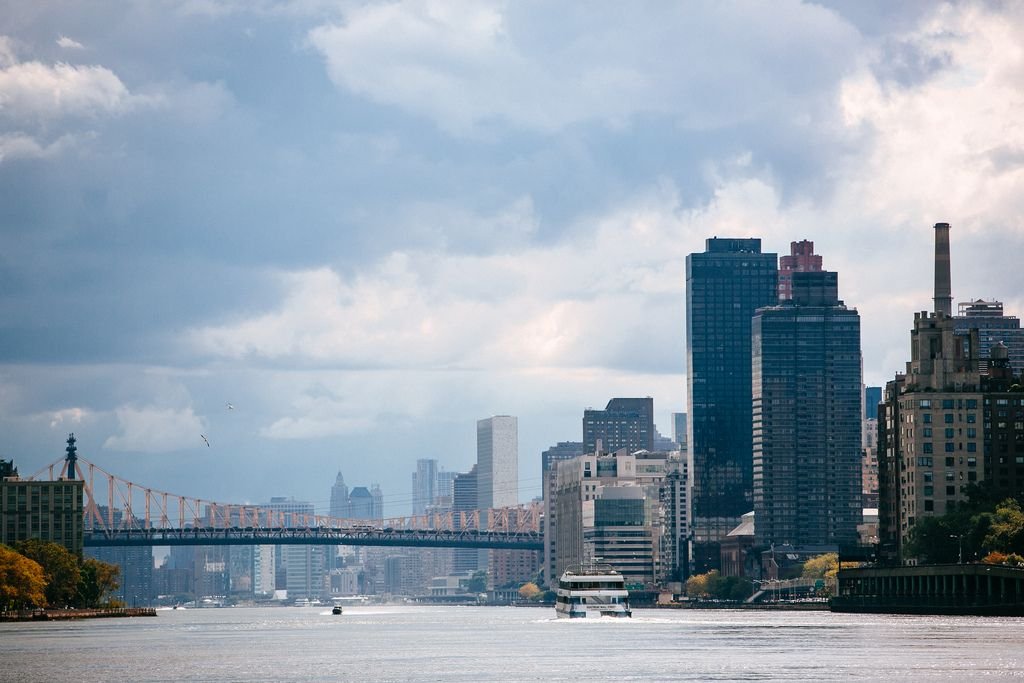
[{"x1": 833, "y1": 563, "x2": 1024, "y2": 615}]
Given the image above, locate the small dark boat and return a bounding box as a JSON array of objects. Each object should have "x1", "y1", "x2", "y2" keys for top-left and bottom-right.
[{"x1": 332, "y1": 605, "x2": 343, "y2": 615}]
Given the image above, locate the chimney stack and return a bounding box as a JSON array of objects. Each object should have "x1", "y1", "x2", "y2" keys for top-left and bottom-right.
[{"x1": 933, "y1": 222, "x2": 952, "y2": 317}]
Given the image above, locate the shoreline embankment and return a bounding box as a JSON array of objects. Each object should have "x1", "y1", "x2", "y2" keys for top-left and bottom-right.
[{"x1": 0, "y1": 607, "x2": 157, "y2": 622}]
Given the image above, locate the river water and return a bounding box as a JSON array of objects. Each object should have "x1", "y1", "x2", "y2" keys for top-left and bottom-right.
[{"x1": 3, "y1": 605, "x2": 1023, "y2": 681}]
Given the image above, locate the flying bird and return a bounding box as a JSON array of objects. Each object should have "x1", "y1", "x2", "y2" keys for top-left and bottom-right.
[
  {"x1": 201, "y1": 434, "x2": 210, "y2": 447},
  {"x1": 226, "y1": 402, "x2": 234, "y2": 410}
]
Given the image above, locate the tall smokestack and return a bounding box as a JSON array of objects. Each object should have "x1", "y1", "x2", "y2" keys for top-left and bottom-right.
[{"x1": 933, "y1": 222, "x2": 952, "y2": 317}]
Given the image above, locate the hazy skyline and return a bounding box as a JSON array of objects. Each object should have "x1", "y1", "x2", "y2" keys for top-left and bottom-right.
[{"x1": 2, "y1": 2, "x2": 1023, "y2": 515}]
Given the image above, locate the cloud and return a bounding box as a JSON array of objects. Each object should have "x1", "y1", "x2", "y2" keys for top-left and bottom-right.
[
  {"x1": 187, "y1": 185, "x2": 695, "y2": 375},
  {"x1": 836, "y1": 4, "x2": 1024, "y2": 233},
  {"x1": 56, "y1": 35, "x2": 84, "y2": 50},
  {"x1": 308, "y1": 0, "x2": 861, "y2": 134},
  {"x1": 0, "y1": 58, "x2": 142, "y2": 120},
  {"x1": 0, "y1": 131, "x2": 79, "y2": 162},
  {"x1": 103, "y1": 405, "x2": 207, "y2": 453},
  {"x1": 49, "y1": 407, "x2": 89, "y2": 429}
]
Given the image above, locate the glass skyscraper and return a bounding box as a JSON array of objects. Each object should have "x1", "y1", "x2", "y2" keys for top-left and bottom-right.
[
  {"x1": 752, "y1": 271, "x2": 863, "y2": 549},
  {"x1": 686, "y1": 237, "x2": 778, "y2": 571}
]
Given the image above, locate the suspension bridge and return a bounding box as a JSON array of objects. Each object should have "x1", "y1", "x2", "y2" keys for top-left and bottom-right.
[{"x1": 29, "y1": 435, "x2": 542, "y2": 551}]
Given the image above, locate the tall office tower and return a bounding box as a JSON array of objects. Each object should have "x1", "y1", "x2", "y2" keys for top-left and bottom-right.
[
  {"x1": 954, "y1": 300, "x2": 1024, "y2": 375},
  {"x1": 285, "y1": 544, "x2": 326, "y2": 600},
  {"x1": 370, "y1": 484, "x2": 384, "y2": 520},
  {"x1": 752, "y1": 270, "x2": 863, "y2": 549},
  {"x1": 86, "y1": 506, "x2": 155, "y2": 605},
  {"x1": 435, "y1": 470, "x2": 458, "y2": 507},
  {"x1": 412, "y1": 458, "x2": 439, "y2": 515},
  {"x1": 330, "y1": 471, "x2": 349, "y2": 519},
  {"x1": 778, "y1": 240, "x2": 822, "y2": 301},
  {"x1": 672, "y1": 412, "x2": 688, "y2": 451},
  {"x1": 865, "y1": 387, "x2": 882, "y2": 420},
  {"x1": 686, "y1": 237, "x2": 778, "y2": 571},
  {"x1": 540, "y1": 441, "x2": 585, "y2": 586},
  {"x1": 347, "y1": 487, "x2": 374, "y2": 519},
  {"x1": 261, "y1": 497, "x2": 325, "y2": 598},
  {"x1": 659, "y1": 456, "x2": 691, "y2": 584},
  {"x1": 477, "y1": 416, "x2": 518, "y2": 577},
  {"x1": 452, "y1": 465, "x2": 479, "y2": 572},
  {"x1": 863, "y1": 386, "x2": 882, "y2": 508},
  {"x1": 253, "y1": 545, "x2": 276, "y2": 597},
  {"x1": 583, "y1": 398, "x2": 654, "y2": 453},
  {"x1": 878, "y1": 223, "x2": 984, "y2": 562},
  {"x1": 981, "y1": 344, "x2": 1024, "y2": 501},
  {"x1": 477, "y1": 416, "x2": 519, "y2": 509}
]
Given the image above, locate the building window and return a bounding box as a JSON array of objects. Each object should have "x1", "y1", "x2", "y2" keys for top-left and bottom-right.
[
  {"x1": 923, "y1": 427, "x2": 933, "y2": 438},
  {"x1": 946, "y1": 485, "x2": 956, "y2": 496},
  {"x1": 967, "y1": 399, "x2": 978, "y2": 409},
  {"x1": 967, "y1": 442, "x2": 977, "y2": 453},
  {"x1": 945, "y1": 443, "x2": 955, "y2": 453},
  {"x1": 942, "y1": 399, "x2": 954, "y2": 409},
  {"x1": 919, "y1": 400, "x2": 932, "y2": 408},
  {"x1": 923, "y1": 443, "x2": 933, "y2": 454},
  {"x1": 967, "y1": 414, "x2": 976, "y2": 423},
  {"x1": 923, "y1": 414, "x2": 932, "y2": 424},
  {"x1": 945, "y1": 414, "x2": 954, "y2": 424}
]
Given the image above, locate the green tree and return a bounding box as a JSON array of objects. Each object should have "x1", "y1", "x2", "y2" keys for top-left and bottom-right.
[
  {"x1": 467, "y1": 570, "x2": 487, "y2": 594},
  {"x1": 77, "y1": 558, "x2": 121, "y2": 608},
  {"x1": 684, "y1": 570, "x2": 720, "y2": 599},
  {"x1": 0, "y1": 545, "x2": 47, "y2": 610},
  {"x1": 718, "y1": 576, "x2": 753, "y2": 602},
  {"x1": 13, "y1": 540, "x2": 80, "y2": 608},
  {"x1": 983, "y1": 499, "x2": 1024, "y2": 555}
]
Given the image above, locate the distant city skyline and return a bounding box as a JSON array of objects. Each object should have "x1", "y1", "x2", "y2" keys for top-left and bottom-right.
[{"x1": 3, "y1": 3, "x2": 1024, "y2": 514}]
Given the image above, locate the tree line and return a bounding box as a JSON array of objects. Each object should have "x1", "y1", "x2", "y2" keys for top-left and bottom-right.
[
  {"x1": 0, "y1": 541, "x2": 120, "y2": 611},
  {"x1": 907, "y1": 488, "x2": 1024, "y2": 565}
]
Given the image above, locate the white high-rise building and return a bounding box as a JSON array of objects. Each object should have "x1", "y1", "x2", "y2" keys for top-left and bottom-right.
[
  {"x1": 412, "y1": 458, "x2": 438, "y2": 515},
  {"x1": 253, "y1": 545, "x2": 276, "y2": 597},
  {"x1": 477, "y1": 416, "x2": 518, "y2": 509}
]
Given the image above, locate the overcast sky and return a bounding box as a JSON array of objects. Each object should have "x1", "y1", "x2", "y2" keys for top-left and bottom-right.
[{"x1": 3, "y1": 1, "x2": 1023, "y2": 516}]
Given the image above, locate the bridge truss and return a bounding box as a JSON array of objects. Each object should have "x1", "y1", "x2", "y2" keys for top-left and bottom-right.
[{"x1": 31, "y1": 455, "x2": 542, "y2": 550}]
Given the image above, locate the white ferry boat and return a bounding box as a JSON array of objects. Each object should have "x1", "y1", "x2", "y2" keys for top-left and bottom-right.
[{"x1": 555, "y1": 563, "x2": 632, "y2": 618}]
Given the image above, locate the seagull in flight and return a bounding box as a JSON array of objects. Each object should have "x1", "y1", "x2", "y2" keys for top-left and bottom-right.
[
  {"x1": 226, "y1": 402, "x2": 234, "y2": 410},
  {"x1": 201, "y1": 434, "x2": 210, "y2": 447}
]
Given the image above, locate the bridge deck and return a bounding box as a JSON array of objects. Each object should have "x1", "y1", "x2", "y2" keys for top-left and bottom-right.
[{"x1": 85, "y1": 526, "x2": 543, "y2": 550}]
